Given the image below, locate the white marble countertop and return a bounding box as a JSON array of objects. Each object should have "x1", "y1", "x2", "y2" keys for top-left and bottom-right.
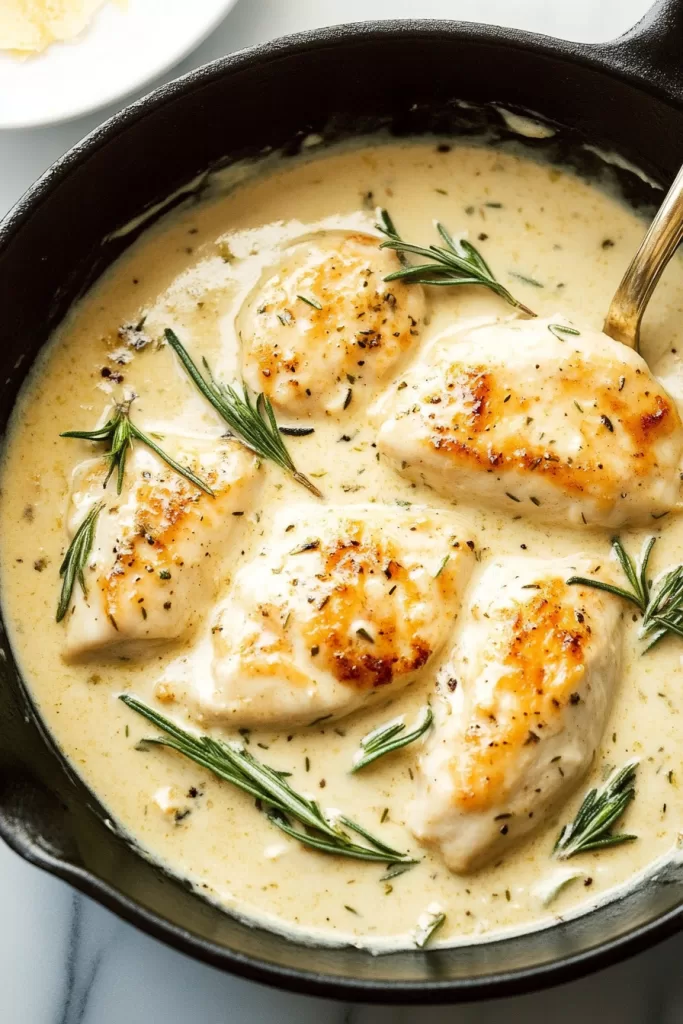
[{"x1": 1, "y1": 1, "x2": 681, "y2": 1021}]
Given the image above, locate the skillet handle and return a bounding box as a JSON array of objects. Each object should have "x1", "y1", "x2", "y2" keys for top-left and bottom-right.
[{"x1": 599, "y1": 0, "x2": 683, "y2": 99}]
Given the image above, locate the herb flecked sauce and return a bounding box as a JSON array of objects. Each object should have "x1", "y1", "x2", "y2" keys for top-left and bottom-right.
[{"x1": 0, "y1": 142, "x2": 681, "y2": 951}]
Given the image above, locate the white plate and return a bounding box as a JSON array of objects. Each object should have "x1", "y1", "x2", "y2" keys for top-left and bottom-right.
[{"x1": 0, "y1": 0, "x2": 238, "y2": 129}]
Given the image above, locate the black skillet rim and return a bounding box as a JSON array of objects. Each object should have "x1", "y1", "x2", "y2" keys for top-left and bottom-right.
[{"x1": 0, "y1": 18, "x2": 681, "y2": 1004}]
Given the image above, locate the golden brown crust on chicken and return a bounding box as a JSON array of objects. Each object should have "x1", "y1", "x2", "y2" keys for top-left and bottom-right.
[
  {"x1": 409, "y1": 555, "x2": 623, "y2": 872},
  {"x1": 190, "y1": 505, "x2": 476, "y2": 728},
  {"x1": 375, "y1": 317, "x2": 683, "y2": 528},
  {"x1": 239, "y1": 232, "x2": 426, "y2": 414},
  {"x1": 63, "y1": 440, "x2": 260, "y2": 657},
  {"x1": 449, "y1": 577, "x2": 594, "y2": 812}
]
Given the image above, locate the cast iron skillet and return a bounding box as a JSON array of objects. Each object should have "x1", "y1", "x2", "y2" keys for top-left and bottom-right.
[{"x1": 0, "y1": 0, "x2": 682, "y2": 1003}]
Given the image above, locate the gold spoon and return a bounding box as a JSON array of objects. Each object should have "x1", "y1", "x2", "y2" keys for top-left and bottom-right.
[{"x1": 604, "y1": 164, "x2": 683, "y2": 352}]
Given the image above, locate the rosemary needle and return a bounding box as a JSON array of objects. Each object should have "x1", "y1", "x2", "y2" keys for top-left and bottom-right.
[
  {"x1": 380, "y1": 861, "x2": 416, "y2": 881},
  {"x1": 56, "y1": 502, "x2": 103, "y2": 622},
  {"x1": 567, "y1": 536, "x2": 683, "y2": 652},
  {"x1": 297, "y1": 294, "x2": 323, "y2": 310},
  {"x1": 554, "y1": 761, "x2": 638, "y2": 859},
  {"x1": 413, "y1": 908, "x2": 447, "y2": 948},
  {"x1": 62, "y1": 398, "x2": 213, "y2": 497},
  {"x1": 548, "y1": 323, "x2": 581, "y2": 341},
  {"x1": 121, "y1": 695, "x2": 416, "y2": 865},
  {"x1": 351, "y1": 706, "x2": 433, "y2": 773},
  {"x1": 376, "y1": 210, "x2": 535, "y2": 316},
  {"x1": 164, "y1": 328, "x2": 322, "y2": 498}
]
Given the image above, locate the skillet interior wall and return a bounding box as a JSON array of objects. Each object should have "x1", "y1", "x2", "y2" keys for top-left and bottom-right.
[{"x1": 0, "y1": 28, "x2": 682, "y2": 997}]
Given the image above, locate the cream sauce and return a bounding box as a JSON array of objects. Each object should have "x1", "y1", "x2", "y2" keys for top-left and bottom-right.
[{"x1": 0, "y1": 141, "x2": 681, "y2": 951}]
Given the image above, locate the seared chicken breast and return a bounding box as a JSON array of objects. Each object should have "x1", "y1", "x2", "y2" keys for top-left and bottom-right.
[
  {"x1": 192, "y1": 504, "x2": 475, "y2": 728},
  {"x1": 238, "y1": 231, "x2": 426, "y2": 415},
  {"x1": 408, "y1": 555, "x2": 622, "y2": 872},
  {"x1": 375, "y1": 317, "x2": 683, "y2": 528},
  {"x1": 62, "y1": 440, "x2": 260, "y2": 658}
]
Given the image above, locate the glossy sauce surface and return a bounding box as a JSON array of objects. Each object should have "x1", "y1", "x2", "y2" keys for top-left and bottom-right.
[{"x1": 0, "y1": 141, "x2": 681, "y2": 950}]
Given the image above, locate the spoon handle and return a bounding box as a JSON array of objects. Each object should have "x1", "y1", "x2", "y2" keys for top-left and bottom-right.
[{"x1": 604, "y1": 163, "x2": 683, "y2": 352}]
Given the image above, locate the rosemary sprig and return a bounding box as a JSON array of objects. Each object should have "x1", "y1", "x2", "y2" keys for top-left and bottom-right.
[
  {"x1": 164, "y1": 329, "x2": 322, "y2": 498},
  {"x1": 62, "y1": 398, "x2": 213, "y2": 497},
  {"x1": 554, "y1": 761, "x2": 638, "y2": 859},
  {"x1": 57, "y1": 502, "x2": 103, "y2": 622},
  {"x1": 567, "y1": 536, "x2": 683, "y2": 651},
  {"x1": 121, "y1": 696, "x2": 415, "y2": 865},
  {"x1": 351, "y1": 706, "x2": 433, "y2": 774},
  {"x1": 376, "y1": 210, "x2": 535, "y2": 315}
]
